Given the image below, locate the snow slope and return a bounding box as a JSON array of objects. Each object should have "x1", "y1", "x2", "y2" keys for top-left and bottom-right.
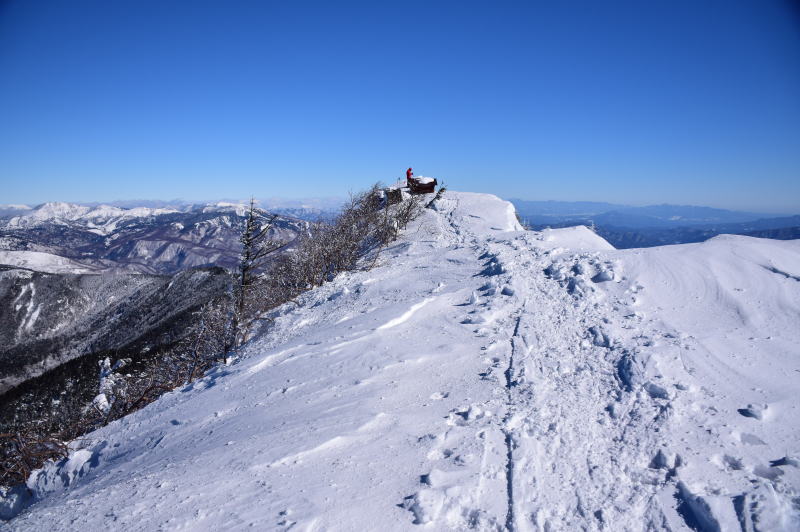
[
  {"x1": 0, "y1": 251, "x2": 100, "y2": 274},
  {"x1": 4, "y1": 192, "x2": 800, "y2": 530}
]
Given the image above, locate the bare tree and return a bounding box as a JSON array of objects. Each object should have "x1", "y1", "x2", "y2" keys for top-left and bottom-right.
[
  {"x1": 180, "y1": 298, "x2": 233, "y2": 381},
  {"x1": 227, "y1": 199, "x2": 287, "y2": 359}
]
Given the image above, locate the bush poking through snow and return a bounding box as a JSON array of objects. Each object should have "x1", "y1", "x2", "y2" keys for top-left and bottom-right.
[
  {"x1": 253, "y1": 184, "x2": 424, "y2": 312},
  {"x1": 0, "y1": 184, "x2": 424, "y2": 496},
  {"x1": 0, "y1": 431, "x2": 69, "y2": 488}
]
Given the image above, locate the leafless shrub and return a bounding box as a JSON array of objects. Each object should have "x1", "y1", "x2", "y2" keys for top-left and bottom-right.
[
  {"x1": 394, "y1": 193, "x2": 424, "y2": 231},
  {"x1": 248, "y1": 184, "x2": 423, "y2": 319},
  {"x1": 0, "y1": 431, "x2": 69, "y2": 487},
  {"x1": 0, "y1": 183, "x2": 426, "y2": 491}
]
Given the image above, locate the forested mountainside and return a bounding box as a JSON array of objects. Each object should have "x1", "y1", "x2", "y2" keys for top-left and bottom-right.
[
  {"x1": 0, "y1": 202, "x2": 305, "y2": 274},
  {"x1": 0, "y1": 266, "x2": 232, "y2": 393},
  {"x1": 0, "y1": 201, "x2": 298, "y2": 403}
]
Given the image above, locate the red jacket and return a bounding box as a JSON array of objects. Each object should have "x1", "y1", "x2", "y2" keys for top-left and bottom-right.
[{"x1": 406, "y1": 168, "x2": 413, "y2": 181}]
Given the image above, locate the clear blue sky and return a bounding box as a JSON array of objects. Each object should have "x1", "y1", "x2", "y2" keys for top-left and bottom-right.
[{"x1": 1, "y1": 1, "x2": 799, "y2": 212}]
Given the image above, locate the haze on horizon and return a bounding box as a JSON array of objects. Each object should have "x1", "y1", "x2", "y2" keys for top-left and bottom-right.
[{"x1": 1, "y1": 1, "x2": 798, "y2": 213}]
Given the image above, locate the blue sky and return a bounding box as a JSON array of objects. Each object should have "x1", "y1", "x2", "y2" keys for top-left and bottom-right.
[{"x1": 1, "y1": 1, "x2": 798, "y2": 212}]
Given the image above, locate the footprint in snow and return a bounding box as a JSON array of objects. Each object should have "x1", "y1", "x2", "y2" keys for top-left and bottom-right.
[
  {"x1": 739, "y1": 432, "x2": 767, "y2": 445},
  {"x1": 447, "y1": 405, "x2": 491, "y2": 426},
  {"x1": 591, "y1": 269, "x2": 614, "y2": 283},
  {"x1": 455, "y1": 291, "x2": 481, "y2": 307},
  {"x1": 770, "y1": 456, "x2": 800, "y2": 468},
  {"x1": 737, "y1": 403, "x2": 768, "y2": 420},
  {"x1": 277, "y1": 509, "x2": 296, "y2": 529}
]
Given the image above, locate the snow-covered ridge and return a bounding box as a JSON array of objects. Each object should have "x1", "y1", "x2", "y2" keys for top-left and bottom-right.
[
  {"x1": 0, "y1": 201, "x2": 306, "y2": 275},
  {"x1": 201, "y1": 202, "x2": 249, "y2": 217},
  {"x1": 3, "y1": 202, "x2": 182, "y2": 234},
  {"x1": 0, "y1": 250, "x2": 101, "y2": 275},
  {"x1": 1, "y1": 201, "x2": 276, "y2": 232},
  {"x1": 1, "y1": 200, "x2": 337, "y2": 237},
  {"x1": 4, "y1": 192, "x2": 799, "y2": 530}
]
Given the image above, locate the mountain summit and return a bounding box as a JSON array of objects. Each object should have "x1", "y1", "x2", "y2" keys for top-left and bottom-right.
[{"x1": 4, "y1": 192, "x2": 799, "y2": 530}]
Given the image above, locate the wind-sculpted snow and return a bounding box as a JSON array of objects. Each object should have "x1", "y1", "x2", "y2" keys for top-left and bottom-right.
[{"x1": 4, "y1": 192, "x2": 799, "y2": 530}]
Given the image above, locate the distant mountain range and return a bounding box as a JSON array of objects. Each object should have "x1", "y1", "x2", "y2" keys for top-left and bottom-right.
[
  {"x1": 1, "y1": 197, "x2": 342, "y2": 218},
  {"x1": 509, "y1": 199, "x2": 800, "y2": 248},
  {"x1": 0, "y1": 199, "x2": 336, "y2": 410},
  {"x1": 0, "y1": 201, "x2": 311, "y2": 275},
  {"x1": 0, "y1": 199, "x2": 322, "y2": 395},
  {"x1": 0, "y1": 204, "x2": 34, "y2": 218},
  {"x1": 508, "y1": 199, "x2": 780, "y2": 226}
]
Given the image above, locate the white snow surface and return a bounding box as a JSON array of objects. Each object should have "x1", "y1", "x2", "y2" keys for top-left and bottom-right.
[
  {"x1": 202, "y1": 202, "x2": 249, "y2": 216},
  {"x1": 0, "y1": 250, "x2": 100, "y2": 274},
  {"x1": 5, "y1": 192, "x2": 800, "y2": 531}
]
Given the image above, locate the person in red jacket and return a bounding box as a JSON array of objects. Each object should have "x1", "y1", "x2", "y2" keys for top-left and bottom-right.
[{"x1": 406, "y1": 167, "x2": 414, "y2": 187}]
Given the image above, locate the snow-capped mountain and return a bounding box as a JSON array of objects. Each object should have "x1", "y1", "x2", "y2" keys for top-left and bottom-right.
[
  {"x1": 3, "y1": 192, "x2": 799, "y2": 530},
  {"x1": 3, "y1": 202, "x2": 180, "y2": 233},
  {"x1": 0, "y1": 202, "x2": 305, "y2": 275}
]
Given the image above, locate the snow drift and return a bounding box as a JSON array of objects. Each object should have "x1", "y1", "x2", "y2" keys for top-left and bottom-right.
[{"x1": 4, "y1": 192, "x2": 800, "y2": 531}]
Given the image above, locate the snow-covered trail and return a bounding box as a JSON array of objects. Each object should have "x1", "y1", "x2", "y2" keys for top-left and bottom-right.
[
  {"x1": 5, "y1": 192, "x2": 800, "y2": 531},
  {"x1": 403, "y1": 204, "x2": 673, "y2": 530}
]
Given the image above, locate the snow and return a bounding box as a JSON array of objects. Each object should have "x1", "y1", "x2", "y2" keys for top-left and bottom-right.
[
  {"x1": 4, "y1": 191, "x2": 800, "y2": 530},
  {"x1": 537, "y1": 225, "x2": 615, "y2": 252},
  {"x1": 3, "y1": 202, "x2": 178, "y2": 233},
  {"x1": 376, "y1": 298, "x2": 436, "y2": 330},
  {"x1": 202, "y1": 202, "x2": 249, "y2": 216},
  {"x1": 389, "y1": 176, "x2": 436, "y2": 190},
  {"x1": 20, "y1": 202, "x2": 91, "y2": 222},
  {"x1": 0, "y1": 250, "x2": 99, "y2": 274}
]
